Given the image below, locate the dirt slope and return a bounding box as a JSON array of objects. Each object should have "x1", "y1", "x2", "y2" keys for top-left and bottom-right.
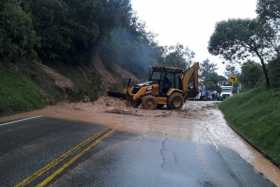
[
  {"x1": 38, "y1": 63, "x2": 74, "y2": 91},
  {"x1": 93, "y1": 55, "x2": 138, "y2": 86},
  {"x1": 36, "y1": 54, "x2": 139, "y2": 101}
]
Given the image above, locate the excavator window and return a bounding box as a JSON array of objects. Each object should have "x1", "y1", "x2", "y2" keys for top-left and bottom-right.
[
  {"x1": 166, "y1": 72, "x2": 181, "y2": 89},
  {"x1": 162, "y1": 74, "x2": 172, "y2": 94},
  {"x1": 150, "y1": 68, "x2": 183, "y2": 95},
  {"x1": 175, "y1": 74, "x2": 182, "y2": 90},
  {"x1": 150, "y1": 71, "x2": 161, "y2": 82}
]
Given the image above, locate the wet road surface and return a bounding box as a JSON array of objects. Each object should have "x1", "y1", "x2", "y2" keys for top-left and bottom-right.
[
  {"x1": 52, "y1": 132, "x2": 274, "y2": 187},
  {"x1": 0, "y1": 117, "x2": 106, "y2": 186},
  {"x1": 0, "y1": 116, "x2": 275, "y2": 186}
]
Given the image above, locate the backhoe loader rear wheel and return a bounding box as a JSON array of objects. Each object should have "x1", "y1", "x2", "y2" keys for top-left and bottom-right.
[
  {"x1": 168, "y1": 93, "x2": 184, "y2": 110},
  {"x1": 142, "y1": 96, "x2": 157, "y2": 110}
]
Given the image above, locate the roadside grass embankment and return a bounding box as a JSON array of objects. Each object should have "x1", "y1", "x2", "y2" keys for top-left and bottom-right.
[
  {"x1": 0, "y1": 70, "x2": 47, "y2": 116},
  {"x1": 220, "y1": 88, "x2": 280, "y2": 166}
]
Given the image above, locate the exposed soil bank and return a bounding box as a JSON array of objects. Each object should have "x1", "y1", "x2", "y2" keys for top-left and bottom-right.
[{"x1": 1, "y1": 97, "x2": 280, "y2": 186}]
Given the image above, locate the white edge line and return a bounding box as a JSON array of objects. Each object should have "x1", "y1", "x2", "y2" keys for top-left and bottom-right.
[{"x1": 0, "y1": 116, "x2": 43, "y2": 127}]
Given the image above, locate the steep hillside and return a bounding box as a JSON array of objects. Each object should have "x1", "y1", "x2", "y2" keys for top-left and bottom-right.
[
  {"x1": 0, "y1": 0, "x2": 162, "y2": 116},
  {"x1": 0, "y1": 56, "x2": 139, "y2": 116},
  {"x1": 0, "y1": 61, "x2": 72, "y2": 115},
  {"x1": 220, "y1": 88, "x2": 280, "y2": 165}
]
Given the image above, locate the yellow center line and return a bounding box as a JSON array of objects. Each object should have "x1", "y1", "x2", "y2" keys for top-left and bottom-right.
[
  {"x1": 37, "y1": 129, "x2": 114, "y2": 187},
  {"x1": 15, "y1": 128, "x2": 114, "y2": 187}
]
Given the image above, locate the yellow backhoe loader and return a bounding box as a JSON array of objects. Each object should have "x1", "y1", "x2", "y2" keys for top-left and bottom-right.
[{"x1": 124, "y1": 62, "x2": 200, "y2": 110}]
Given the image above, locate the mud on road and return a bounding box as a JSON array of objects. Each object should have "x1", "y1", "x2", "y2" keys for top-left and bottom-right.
[{"x1": 2, "y1": 97, "x2": 280, "y2": 186}]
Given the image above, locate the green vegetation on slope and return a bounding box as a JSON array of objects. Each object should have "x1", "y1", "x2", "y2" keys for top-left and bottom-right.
[
  {"x1": 220, "y1": 88, "x2": 280, "y2": 165},
  {"x1": 0, "y1": 0, "x2": 164, "y2": 116},
  {"x1": 1, "y1": 0, "x2": 163, "y2": 75},
  {"x1": 0, "y1": 70, "x2": 47, "y2": 115}
]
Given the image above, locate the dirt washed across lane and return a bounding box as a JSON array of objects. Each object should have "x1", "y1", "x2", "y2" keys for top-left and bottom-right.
[{"x1": 1, "y1": 97, "x2": 280, "y2": 186}]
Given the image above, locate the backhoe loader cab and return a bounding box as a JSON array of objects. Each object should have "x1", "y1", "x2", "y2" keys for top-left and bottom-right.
[
  {"x1": 149, "y1": 66, "x2": 183, "y2": 96},
  {"x1": 127, "y1": 63, "x2": 200, "y2": 110}
]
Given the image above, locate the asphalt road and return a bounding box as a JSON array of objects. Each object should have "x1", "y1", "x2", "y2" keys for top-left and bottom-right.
[{"x1": 0, "y1": 117, "x2": 275, "y2": 187}]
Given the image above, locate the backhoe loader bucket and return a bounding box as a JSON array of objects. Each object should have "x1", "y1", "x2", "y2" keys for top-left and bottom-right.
[
  {"x1": 107, "y1": 79, "x2": 132, "y2": 100},
  {"x1": 107, "y1": 91, "x2": 127, "y2": 99}
]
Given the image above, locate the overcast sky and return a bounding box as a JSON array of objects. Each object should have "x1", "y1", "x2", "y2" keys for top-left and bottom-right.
[{"x1": 132, "y1": 0, "x2": 257, "y2": 75}]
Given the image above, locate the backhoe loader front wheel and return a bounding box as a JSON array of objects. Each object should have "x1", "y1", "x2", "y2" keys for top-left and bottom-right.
[
  {"x1": 142, "y1": 96, "x2": 157, "y2": 110},
  {"x1": 168, "y1": 93, "x2": 184, "y2": 110}
]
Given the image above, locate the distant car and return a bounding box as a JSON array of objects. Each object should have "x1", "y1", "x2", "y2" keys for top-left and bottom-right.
[{"x1": 220, "y1": 86, "x2": 233, "y2": 100}]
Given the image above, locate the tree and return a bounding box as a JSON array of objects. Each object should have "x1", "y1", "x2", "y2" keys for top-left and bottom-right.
[
  {"x1": 209, "y1": 19, "x2": 272, "y2": 87},
  {"x1": 257, "y1": 0, "x2": 280, "y2": 21},
  {"x1": 200, "y1": 59, "x2": 217, "y2": 79},
  {"x1": 0, "y1": 0, "x2": 38, "y2": 62},
  {"x1": 200, "y1": 59, "x2": 221, "y2": 91},
  {"x1": 95, "y1": 0, "x2": 132, "y2": 38},
  {"x1": 30, "y1": 0, "x2": 71, "y2": 62},
  {"x1": 257, "y1": 0, "x2": 280, "y2": 57},
  {"x1": 199, "y1": 60, "x2": 225, "y2": 92},
  {"x1": 241, "y1": 61, "x2": 263, "y2": 88},
  {"x1": 203, "y1": 72, "x2": 224, "y2": 92},
  {"x1": 30, "y1": 0, "x2": 103, "y2": 63},
  {"x1": 161, "y1": 44, "x2": 195, "y2": 69},
  {"x1": 224, "y1": 65, "x2": 239, "y2": 78}
]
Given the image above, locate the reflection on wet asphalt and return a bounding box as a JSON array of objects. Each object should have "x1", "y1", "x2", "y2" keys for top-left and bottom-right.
[{"x1": 52, "y1": 132, "x2": 275, "y2": 187}]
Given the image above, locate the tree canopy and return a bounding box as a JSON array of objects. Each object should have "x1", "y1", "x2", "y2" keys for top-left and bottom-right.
[
  {"x1": 160, "y1": 44, "x2": 195, "y2": 70},
  {"x1": 257, "y1": 0, "x2": 280, "y2": 21},
  {"x1": 257, "y1": 0, "x2": 280, "y2": 57},
  {"x1": 208, "y1": 19, "x2": 271, "y2": 87},
  {"x1": 199, "y1": 59, "x2": 225, "y2": 92},
  {"x1": 0, "y1": 0, "x2": 38, "y2": 62},
  {"x1": 200, "y1": 59, "x2": 217, "y2": 79},
  {"x1": 0, "y1": 0, "x2": 164, "y2": 76}
]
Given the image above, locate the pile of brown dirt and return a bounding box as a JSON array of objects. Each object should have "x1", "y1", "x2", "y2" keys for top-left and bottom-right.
[
  {"x1": 93, "y1": 96, "x2": 129, "y2": 110},
  {"x1": 94, "y1": 96, "x2": 196, "y2": 119}
]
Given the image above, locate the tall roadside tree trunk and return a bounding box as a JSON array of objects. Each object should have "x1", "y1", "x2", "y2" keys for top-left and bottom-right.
[{"x1": 254, "y1": 49, "x2": 271, "y2": 88}]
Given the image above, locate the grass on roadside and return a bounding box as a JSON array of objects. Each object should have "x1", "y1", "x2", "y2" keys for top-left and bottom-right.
[
  {"x1": 220, "y1": 88, "x2": 280, "y2": 165},
  {"x1": 0, "y1": 70, "x2": 47, "y2": 115}
]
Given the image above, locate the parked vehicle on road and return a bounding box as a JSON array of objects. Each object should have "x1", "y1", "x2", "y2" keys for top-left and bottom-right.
[{"x1": 220, "y1": 86, "x2": 233, "y2": 100}]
